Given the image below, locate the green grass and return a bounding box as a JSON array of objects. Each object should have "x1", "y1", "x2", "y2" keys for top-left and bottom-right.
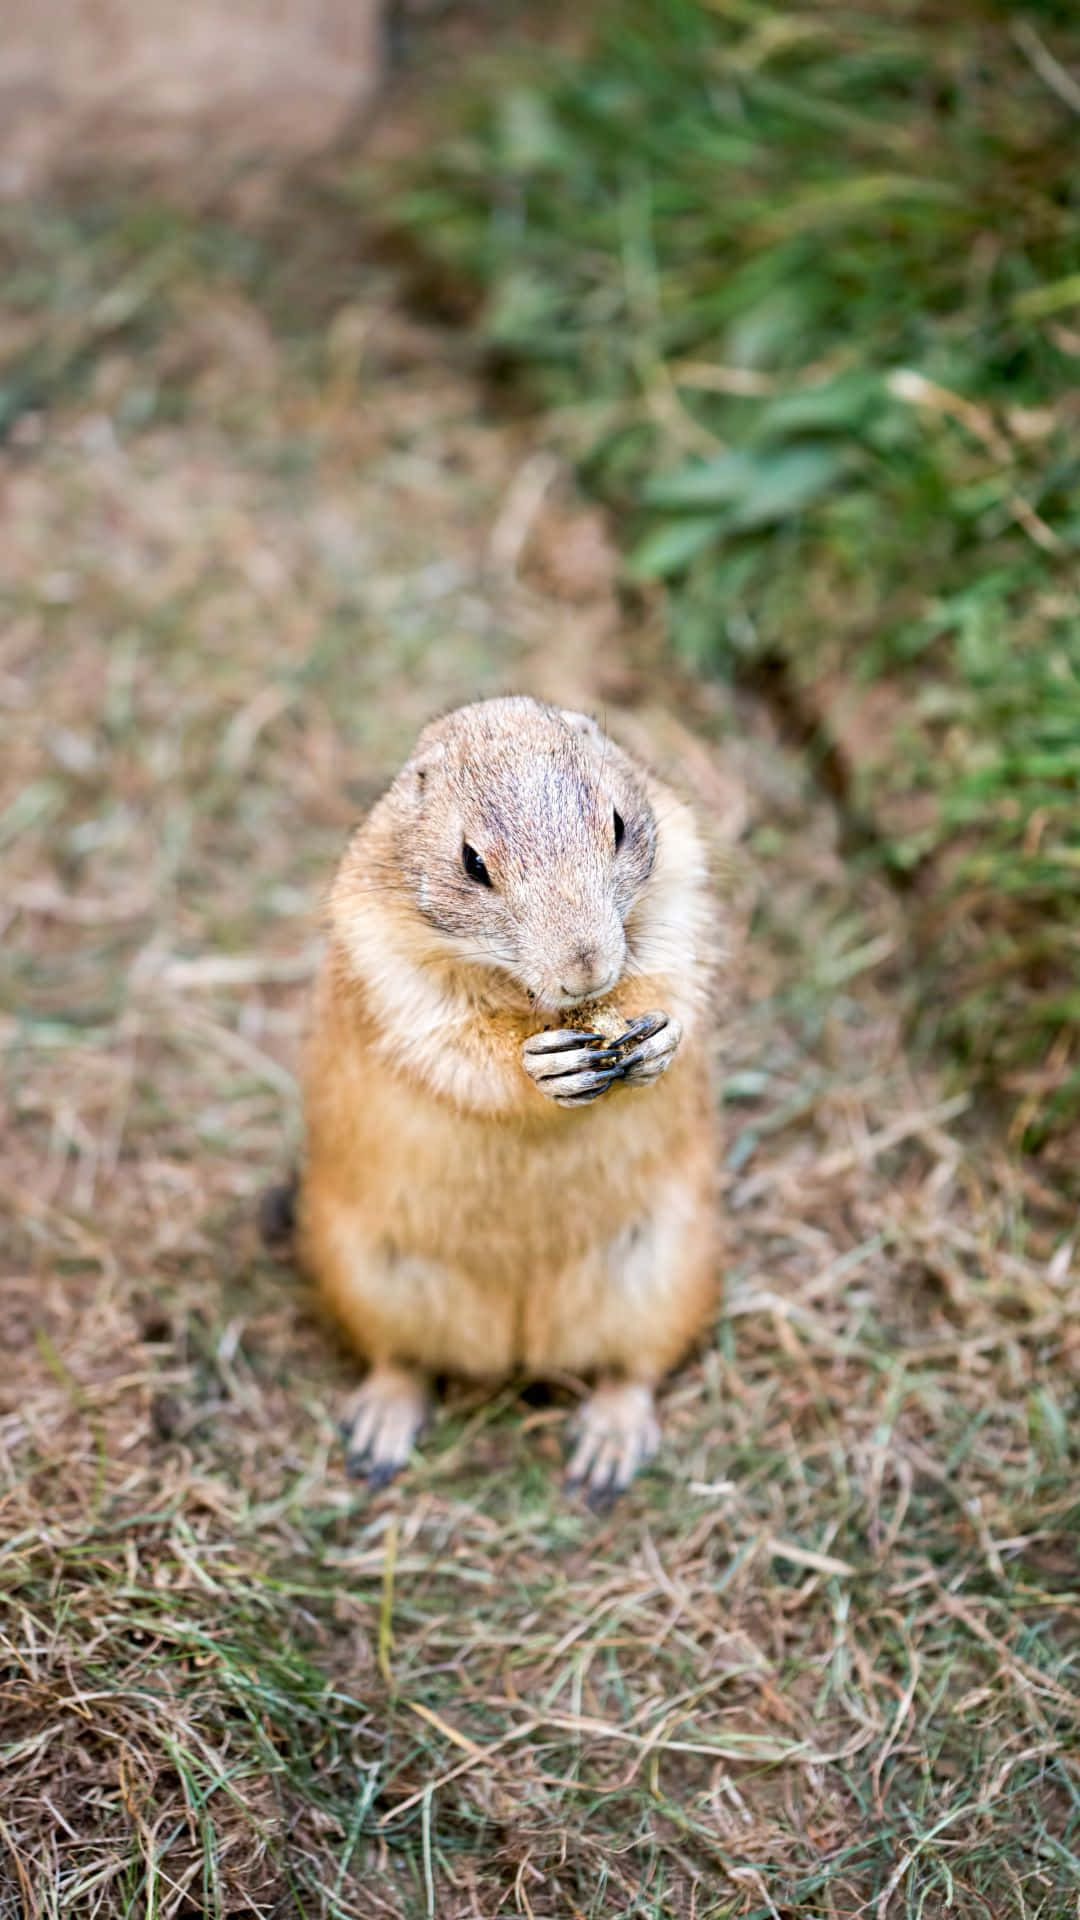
[{"x1": 379, "y1": 0, "x2": 1080, "y2": 1157}]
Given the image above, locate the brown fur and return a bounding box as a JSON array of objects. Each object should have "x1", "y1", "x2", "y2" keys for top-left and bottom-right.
[{"x1": 296, "y1": 696, "x2": 719, "y2": 1403}]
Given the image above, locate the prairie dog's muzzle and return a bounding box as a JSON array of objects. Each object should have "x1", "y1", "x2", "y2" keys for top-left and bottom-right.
[{"x1": 525, "y1": 908, "x2": 627, "y2": 1012}]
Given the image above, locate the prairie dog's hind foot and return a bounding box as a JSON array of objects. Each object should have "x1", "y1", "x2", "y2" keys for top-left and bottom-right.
[
  {"x1": 341, "y1": 1364, "x2": 429, "y2": 1489},
  {"x1": 565, "y1": 1380, "x2": 660, "y2": 1507}
]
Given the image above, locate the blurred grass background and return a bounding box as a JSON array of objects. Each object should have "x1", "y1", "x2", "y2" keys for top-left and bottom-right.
[
  {"x1": 379, "y1": 0, "x2": 1080, "y2": 1165},
  {"x1": 2, "y1": 4, "x2": 1079, "y2": 1917}
]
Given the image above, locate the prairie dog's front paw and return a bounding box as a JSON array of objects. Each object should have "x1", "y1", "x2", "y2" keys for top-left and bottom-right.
[
  {"x1": 617, "y1": 1010, "x2": 682, "y2": 1086},
  {"x1": 522, "y1": 1028, "x2": 622, "y2": 1107}
]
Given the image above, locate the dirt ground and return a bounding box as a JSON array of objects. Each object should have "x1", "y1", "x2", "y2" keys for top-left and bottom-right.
[
  {"x1": 0, "y1": 0, "x2": 384, "y2": 198},
  {"x1": 1, "y1": 53, "x2": 1078, "y2": 1920}
]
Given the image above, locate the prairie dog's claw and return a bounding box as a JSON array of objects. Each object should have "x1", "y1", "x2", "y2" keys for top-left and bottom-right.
[
  {"x1": 618, "y1": 1011, "x2": 682, "y2": 1086},
  {"x1": 523, "y1": 1028, "x2": 619, "y2": 1106},
  {"x1": 342, "y1": 1365, "x2": 428, "y2": 1487},
  {"x1": 611, "y1": 1011, "x2": 668, "y2": 1051},
  {"x1": 523, "y1": 1028, "x2": 605, "y2": 1054},
  {"x1": 565, "y1": 1382, "x2": 660, "y2": 1503},
  {"x1": 523, "y1": 1012, "x2": 681, "y2": 1104}
]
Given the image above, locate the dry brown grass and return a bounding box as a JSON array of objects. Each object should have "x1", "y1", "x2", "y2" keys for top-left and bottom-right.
[{"x1": 1, "y1": 161, "x2": 1078, "y2": 1919}]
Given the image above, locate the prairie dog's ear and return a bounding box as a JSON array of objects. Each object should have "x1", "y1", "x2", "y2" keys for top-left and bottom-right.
[
  {"x1": 560, "y1": 707, "x2": 605, "y2": 745},
  {"x1": 404, "y1": 737, "x2": 446, "y2": 797}
]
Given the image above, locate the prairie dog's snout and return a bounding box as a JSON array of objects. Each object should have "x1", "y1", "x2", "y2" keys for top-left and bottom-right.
[
  {"x1": 521, "y1": 889, "x2": 626, "y2": 1012},
  {"x1": 554, "y1": 935, "x2": 624, "y2": 1007}
]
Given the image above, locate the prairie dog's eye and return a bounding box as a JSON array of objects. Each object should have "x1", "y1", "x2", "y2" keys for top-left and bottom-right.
[
  {"x1": 462, "y1": 842, "x2": 492, "y2": 887},
  {"x1": 613, "y1": 809, "x2": 626, "y2": 852}
]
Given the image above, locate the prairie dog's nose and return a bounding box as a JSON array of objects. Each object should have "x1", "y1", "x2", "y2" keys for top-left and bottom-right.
[{"x1": 559, "y1": 943, "x2": 620, "y2": 1001}]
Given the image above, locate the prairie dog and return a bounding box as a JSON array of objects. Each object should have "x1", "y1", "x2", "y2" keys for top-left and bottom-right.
[{"x1": 293, "y1": 696, "x2": 719, "y2": 1497}]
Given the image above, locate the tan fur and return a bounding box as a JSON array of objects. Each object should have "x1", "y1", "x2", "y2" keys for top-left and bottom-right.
[{"x1": 296, "y1": 696, "x2": 719, "y2": 1411}]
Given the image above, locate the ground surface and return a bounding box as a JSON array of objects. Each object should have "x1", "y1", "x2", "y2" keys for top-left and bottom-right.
[{"x1": 2, "y1": 49, "x2": 1079, "y2": 1920}]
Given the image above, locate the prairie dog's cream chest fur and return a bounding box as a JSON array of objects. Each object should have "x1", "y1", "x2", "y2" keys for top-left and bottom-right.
[{"x1": 294, "y1": 695, "x2": 720, "y2": 1496}]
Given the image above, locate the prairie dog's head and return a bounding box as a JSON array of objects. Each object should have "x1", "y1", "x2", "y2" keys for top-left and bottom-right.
[{"x1": 378, "y1": 696, "x2": 658, "y2": 1013}]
